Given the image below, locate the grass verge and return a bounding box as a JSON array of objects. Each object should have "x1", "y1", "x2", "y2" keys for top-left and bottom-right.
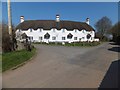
[
  {"x1": 2, "y1": 48, "x2": 36, "y2": 72},
  {"x1": 0, "y1": 55, "x2": 2, "y2": 73},
  {"x1": 34, "y1": 42, "x2": 101, "y2": 47}
]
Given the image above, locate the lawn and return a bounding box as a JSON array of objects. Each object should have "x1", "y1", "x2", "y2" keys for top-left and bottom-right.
[{"x1": 2, "y1": 48, "x2": 36, "y2": 72}]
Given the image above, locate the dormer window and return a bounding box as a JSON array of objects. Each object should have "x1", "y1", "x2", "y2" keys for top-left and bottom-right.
[
  {"x1": 39, "y1": 28, "x2": 42, "y2": 32},
  {"x1": 82, "y1": 30, "x2": 85, "y2": 33},
  {"x1": 30, "y1": 28, "x2": 32, "y2": 32},
  {"x1": 62, "y1": 29, "x2": 65, "y2": 32},
  {"x1": 75, "y1": 29, "x2": 77, "y2": 32},
  {"x1": 19, "y1": 29, "x2": 21, "y2": 32},
  {"x1": 53, "y1": 28, "x2": 55, "y2": 32}
]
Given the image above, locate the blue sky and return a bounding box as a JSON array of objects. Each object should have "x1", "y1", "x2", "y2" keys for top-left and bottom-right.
[
  {"x1": 2, "y1": 2, "x2": 118, "y2": 28},
  {"x1": 1, "y1": 0, "x2": 119, "y2": 2}
]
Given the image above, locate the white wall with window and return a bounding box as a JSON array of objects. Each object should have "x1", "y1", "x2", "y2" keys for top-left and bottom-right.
[{"x1": 16, "y1": 28, "x2": 96, "y2": 43}]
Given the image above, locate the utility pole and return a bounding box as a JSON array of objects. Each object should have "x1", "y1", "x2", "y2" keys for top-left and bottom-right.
[
  {"x1": 8, "y1": 0, "x2": 13, "y2": 51},
  {"x1": 7, "y1": 0, "x2": 12, "y2": 36}
]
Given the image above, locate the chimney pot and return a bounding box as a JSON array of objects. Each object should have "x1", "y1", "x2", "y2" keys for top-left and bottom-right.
[
  {"x1": 56, "y1": 14, "x2": 60, "y2": 22},
  {"x1": 20, "y1": 16, "x2": 24, "y2": 23},
  {"x1": 86, "y1": 18, "x2": 90, "y2": 25}
]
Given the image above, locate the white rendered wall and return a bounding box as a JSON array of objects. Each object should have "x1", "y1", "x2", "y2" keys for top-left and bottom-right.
[{"x1": 16, "y1": 28, "x2": 95, "y2": 43}]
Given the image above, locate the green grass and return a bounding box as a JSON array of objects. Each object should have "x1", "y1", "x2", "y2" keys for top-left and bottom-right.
[
  {"x1": 0, "y1": 54, "x2": 2, "y2": 73},
  {"x1": 34, "y1": 42, "x2": 101, "y2": 47},
  {"x1": 2, "y1": 48, "x2": 36, "y2": 72}
]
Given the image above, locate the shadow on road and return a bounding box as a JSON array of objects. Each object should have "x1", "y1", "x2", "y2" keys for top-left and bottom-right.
[
  {"x1": 98, "y1": 59, "x2": 119, "y2": 89},
  {"x1": 108, "y1": 47, "x2": 120, "y2": 52},
  {"x1": 109, "y1": 42, "x2": 119, "y2": 46},
  {"x1": 108, "y1": 42, "x2": 120, "y2": 53}
]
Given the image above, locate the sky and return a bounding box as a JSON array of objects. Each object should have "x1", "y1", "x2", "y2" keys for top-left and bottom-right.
[
  {"x1": 1, "y1": 0, "x2": 120, "y2": 2},
  {"x1": 2, "y1": 2, "x2": 118, "y2": 29}
]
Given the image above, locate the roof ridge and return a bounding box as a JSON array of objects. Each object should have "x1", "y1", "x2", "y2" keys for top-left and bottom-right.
[
  {"x1": 23, "y1": 20, "x2": 85, "y2": 23},
  {"x1": 16, "y1": 20, "x2": 94, "y2": 31}
]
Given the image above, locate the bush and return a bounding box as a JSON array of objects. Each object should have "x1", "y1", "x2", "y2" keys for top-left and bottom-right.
[
  {"x1": 1, "y1": 22, "x2": 17, "y2": 53},
  {"x1": 2, "y1": 23, "x2": 13, "y2": 53}
]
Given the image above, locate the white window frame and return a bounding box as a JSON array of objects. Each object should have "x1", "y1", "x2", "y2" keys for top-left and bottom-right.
[
  {"x1": 52, "y1": 36, "x2": 56, "y2": 40},
  {"x1": 39, "y1": 28, "x2": 42, "y2": 32},
  {"x1": 62, "y1": 29, "x2": 65, "y2": 32},
  {"x1": 75, "y1": 29, "x2": 77, "y2": 32},
  {"x1": 74, "y1": 37, "x2": 77, "y2": 40},
  {"x1": 53, "y1": 28, "x2": 56, "y2": 32},
  {"x1": 62, "y1": 37, "x2": 66, "y2": 40},
  {"x1": 39, "y1": 36, "x2": 42, "y2": 40},
  {"x1": 82, "y1": 30, "x2": 85, "y2": 33},
  {"x1": 30, "y1": 28, "x2": 32, "y2": 32},
  {"x1": 82, "y1": 37, "x2": 85, "y2": 39}
]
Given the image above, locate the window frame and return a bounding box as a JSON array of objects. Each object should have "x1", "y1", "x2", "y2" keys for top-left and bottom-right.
[
  {"x1": 30, "y1": 28, "x2": 32, "y2": 32},
  {"x1": 39, "y1": 28, "x2": 42, "y2": 32},
  {"x1": 62, "y1": 37, "x2": 66, "y2": 40},
  {"x1": 39, "y1": 36, "x2": 43, "y2": 40},
  {"x1": 52, "y1": 36, "x2": 56, "y2": 40},
  {"x1": 62, "y1": 29, "x2": 65, "y2": 33},
  {"x1": 74, "y1": 37, "x2": 77, "y2": 40}
]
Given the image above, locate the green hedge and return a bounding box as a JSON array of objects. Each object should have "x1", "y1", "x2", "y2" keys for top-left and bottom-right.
[{"x1": 34, "y1": 42, "x2": 101, "y2": 47}]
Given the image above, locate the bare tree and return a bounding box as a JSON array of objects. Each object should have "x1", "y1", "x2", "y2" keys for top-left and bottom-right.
[
  {"x1": 95, "y1": 16, "x2": 112, "y2": 40},
  {"x1": 110, "y1": 22, "x2": 120, "y2": 44}
]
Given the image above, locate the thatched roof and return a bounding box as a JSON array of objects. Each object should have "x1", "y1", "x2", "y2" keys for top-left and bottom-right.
[{"x1": 16, "y1": 20, "x2": 95, "y2": 31}]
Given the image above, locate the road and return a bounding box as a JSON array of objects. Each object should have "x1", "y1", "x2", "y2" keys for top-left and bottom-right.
[{"x1": 2, "y1": 42, "x2": 119, "y2": 88}]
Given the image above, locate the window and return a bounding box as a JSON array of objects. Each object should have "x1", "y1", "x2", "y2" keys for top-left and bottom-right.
[
  {"x1": 30, "y1": 28, "x2": 32, "y2": 32},
  {"x1": 67, "y1": 33, "x2": 73, "y2": 39},
  {"x1": 75, "y1": 29, "x2": 77, "y2": 32},
  {"x1": 82, "y1": 30, "x2": 85, "y2": 33},
  {"x1": 44, "y1": 33, "x2": 50, "y2": 39},
  {"x1": 62, "y1": 37, "x2": 65, "y2": 40},
  {"x1": 82, "y1": 37, "x2": 85, "y2": 39},
  {"x1": 62, "y1": 29, "x2": 65, "y2": 32},
  {"x1": 74, "y1": 37, "x2": 77, "y2": 40},
  {"x1": 79, "y1": 38, "x2": 81, "y2": 41},
  {"x1": 53, "y1": 29, "x2": 55, "y2": 32},
  {"x1": 52, "y1": 37, "x2": 56, "y2": 40},
  {"x1": 86, "y1": 34, "x2": 91, "y2": 39},
  {"x1": 29, "y1": 36, "x2": 33, "y2": 40},
  {"x1": 91, "y1": 37, "x2": 92, "y2": 40},
  {"x1": 39, "y1": 37, "x2": 42, "y2": 40},
  {"x1": 39, "y1": 29, "x2": 42, "y2": 32},
  {"x1": 19, "y1": 29, "x2": 21, "y2": 32}
]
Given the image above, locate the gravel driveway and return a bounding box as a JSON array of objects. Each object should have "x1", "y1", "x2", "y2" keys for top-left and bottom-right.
[{"x1": 2, "y1": 42, "x2": 119, "y2": 88}]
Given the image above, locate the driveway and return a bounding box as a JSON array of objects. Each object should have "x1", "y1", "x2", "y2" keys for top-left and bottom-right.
[{"x1": 2, "y1": 42, "x2": 119, "y2": 88}]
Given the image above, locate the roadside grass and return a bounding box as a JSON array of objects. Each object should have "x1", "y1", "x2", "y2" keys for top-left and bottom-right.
[
  {"x1": 0, "y1": 55, "x2": 2, "y2": 73},
  {"x1": 34, "y1": 42, "x2": 101, "y2": 47},
  {"x1": 2, "y1": 48, "x2": 36, "y2": 72}
]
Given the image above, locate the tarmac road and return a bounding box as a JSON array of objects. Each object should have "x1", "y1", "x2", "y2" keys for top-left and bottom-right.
[{"x1": 2, "y1": 42, "x2": 119, "y2": 88}]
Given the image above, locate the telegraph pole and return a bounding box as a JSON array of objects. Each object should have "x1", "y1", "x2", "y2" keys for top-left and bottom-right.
[
  {"x1": 8, "y1": 0, "x2": 13, "y2": 50},
  {"x1": 7, "y1": 0, "x2": 12, "y2": 36}
]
